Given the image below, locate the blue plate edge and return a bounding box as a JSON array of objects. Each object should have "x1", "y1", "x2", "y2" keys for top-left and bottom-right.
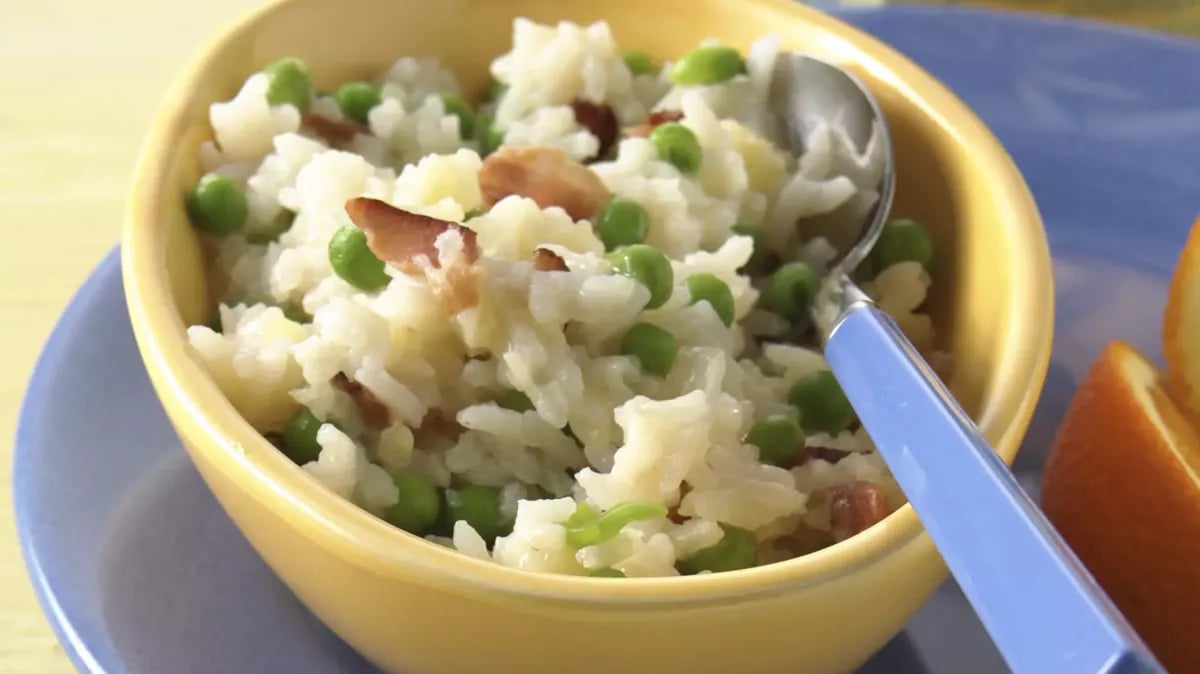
[
  {"x1": 825, "y1": 2, "x2": 1200, "y2": 50},
  {"x1": 13, "y1": 248, "x2": 126, "y2": 674}
]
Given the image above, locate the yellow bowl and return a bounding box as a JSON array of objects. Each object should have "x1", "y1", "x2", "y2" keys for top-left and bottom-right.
[{"x1": 122, "y1": 0, "x2": 1053, "y2": 671}]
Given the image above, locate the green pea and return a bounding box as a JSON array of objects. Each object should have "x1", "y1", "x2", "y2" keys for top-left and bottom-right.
[
  {"x1": 606, "y1": 244, "x2": 674, "y2": 309},
  {"x1": 596, "y1": 198, "x2": 650, "y2": 251},
  {"x1": 564, "y1": 500, "x2": 668, "y2": 549},
  {"x1": 871, "y1": 217, "x2": 934, "y2": 272},
  {"x1": 328, "y1": 226, "x2": 390, "y2": 291},
  {"x1": 263, "y1": 57, "x2": 313, "y2": 111},
  {"x1": 334, "y1": 81, "x2": 382, "y2": 125},
  {"x1": 481, "y1": 126, "x2": 503, "y2": 156},
  {"x1": 441, "y1": 93, "x2": 476, "y2": 138},
  {"x1": 475, "y1": 114, "x2": 503, "y2": 157},
  {"x1": 589, "y1": 567, "x2": 626, "y2": 578},
  {"x1": 787, "y1": 370, "x2": 856, "y2": 435},
  {"x1": 669, "y1": 45, "x2": 746, "y2": 86},
  {"x1": 486, "y1": 79, "x2": 508, "y2": 102},
  {"x1": 745, "y1": 416, "x2": 804, "y2": 465},
  {"x1": 444, "y1": 485, "x2": 510, "y2": 543},
  {"x1": 677, "y1": 523, "x2": 757, "y2": 574},
  {"x1": 247, "y1": 209, "x2": 295, "y2": 245},
  {"x1": 496, "y1": 389, "x2": 534, "y2": 412},
  {"x1": 384, "y1": 471, "x2": 441, "y2": 535},
  {"x1": 186, "y1": 173, "x2": 248, "y2": 236},
  {"x1": 685, "y1": 273, "x2": 734, "y2": 326},
  {"x1": 763, "y1": 261, "x2": 818, "y2": 322},
  {"x1": 731, "y1": 223, "x2": 769, "y2": 273},
  {"x1": 619, "y1": 322, "x2": 678, "y2": 377},
  {"x1": 649, "y1": 122, "x2": 702, "y2": 174},
  {"x1": 282, "y1": 406, "x2": 324, "y2": 464},
  {"x1": 622, "y1": 50, "x2": 656, "y2": 76}
]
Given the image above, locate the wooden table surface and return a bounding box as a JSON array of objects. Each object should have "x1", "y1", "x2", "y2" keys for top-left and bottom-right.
[{"x1": 0, "y1": 0, "x2": 1194, "y2": 671}]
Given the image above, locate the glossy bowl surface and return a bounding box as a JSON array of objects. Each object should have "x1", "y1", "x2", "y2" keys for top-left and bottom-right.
[{"x1": 122, "y1": 0, "x2": 1053, "y2": 671}]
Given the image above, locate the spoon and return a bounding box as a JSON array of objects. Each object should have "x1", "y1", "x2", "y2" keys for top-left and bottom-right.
[{"x1": 769, "y1": 52, "x2": 1164, "y2": 674}]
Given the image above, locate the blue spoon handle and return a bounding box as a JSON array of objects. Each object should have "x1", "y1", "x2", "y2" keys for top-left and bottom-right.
[{"x1": 823, "y1": 301, "x2": 1163, "y2": 674}]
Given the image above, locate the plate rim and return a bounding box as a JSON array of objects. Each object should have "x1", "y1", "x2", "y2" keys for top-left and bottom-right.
[
  {"x1": 13, "y1": 247, "x2": 126, "y2": 674},
  {"x1": 827, "y1": 2, "x2": 1200, "y2": 50}
]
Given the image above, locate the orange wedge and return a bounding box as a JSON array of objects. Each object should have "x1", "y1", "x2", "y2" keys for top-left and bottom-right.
[
  {"x1": 1164, "y1": 213, "x2": 1200, "y2": 425},
  {"x1": 1042, "y1": 340, "x2": 1200, "y2": 674}
]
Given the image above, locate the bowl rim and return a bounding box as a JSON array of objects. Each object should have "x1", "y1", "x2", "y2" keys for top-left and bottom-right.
[{"x1": 122, "y1": 0, "x2": 1054, "y2": 605}]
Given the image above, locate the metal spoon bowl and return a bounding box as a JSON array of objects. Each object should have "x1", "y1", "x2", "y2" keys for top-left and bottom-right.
[
  {"x1": 769, "y1": 52, "x2": 895, "y2": 277},
  {"x1": 769, "y1": 51, "x2": 1162, "y2": 674}
]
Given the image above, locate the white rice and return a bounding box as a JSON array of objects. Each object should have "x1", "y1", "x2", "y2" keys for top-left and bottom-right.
[{"x1": 184, "y1": 19, "x2": 945, "y2": 578}]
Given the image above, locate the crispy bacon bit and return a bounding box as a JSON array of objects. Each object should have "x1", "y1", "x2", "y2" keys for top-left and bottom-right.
[
  {"x1": 666, "y1": 505, "x2": 686, "y2": 525},
  {"x1": 478, "y1": 146, "x2": 610, "y2": 221},
  {"x1": 570, "y1": 99, "x2": 619, "y2": 159},
  {"x1": 668, "y1": 483, "x2": 693, "y2": 524},
  {"x1": 829, "y1": 481, "x2": 889, "y2": 542},
  {"x1": 332, "y1": 373, "x2": 391, "y2": 427},
  {"x1": 413, "y1": 410, "x2": 463, "y2": 449},
  {"x1": 532, "y1": 248, "x2": 568, "y2": 271},
  {"x1": 343, "y1": 197, "x2": 483, "y2": 313},
  {"x1": 625, "y1": 109, "x2": 684, "y2": 138},
  {"x1": 344, "y1": 197, "x2": 479, "y2": 270},
  {"x1": 303, "y1": 113, "x2": 365, "y2": 146}
]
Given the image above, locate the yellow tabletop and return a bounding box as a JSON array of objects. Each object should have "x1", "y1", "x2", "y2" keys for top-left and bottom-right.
[{"x1": 0, "y1": 1, "x2": 1193, "y2": 671}]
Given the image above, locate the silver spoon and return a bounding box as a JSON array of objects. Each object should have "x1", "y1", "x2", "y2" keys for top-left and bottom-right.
[{"x1": 770, "y1": 52, "x2": 1162, "y2": 674}]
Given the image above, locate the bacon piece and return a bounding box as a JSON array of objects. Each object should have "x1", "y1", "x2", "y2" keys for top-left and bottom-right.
[
  {"x1": 413, "y1": 410, "x2": 463, "y2": 449},
  {"x1": 344, "y1": 198, "x2": 483, "y2": 312},
  {"x1": 478, "y1": 146, "x2": 610, "y2": 221},
  {"x1": 828, "y1": 481, "x2": 889, "y2": 542},
  {"x1": 532, "y1": 248, "x2": 568, "y2": 271},
  {"x1": 332, "y1": 373, "x2": 391, "y2": 427},
  {"x1": 303, "y1": 113, "x2": 365, "y2": 146},
  {"x1": 666, "y1": 506, "x2": 686, "y2": 525},
  {"x1": 570, "y1": 99, "x2": 619, "y2": 159},
  {"x1": 667, "y1": 483, "x2": 693, "y2": 524},
  {"x1": 625, "y1": 109, "x2": 684, "y2": 138},
  {"x1": 344, "y1": 197, "x2": 478, "y2": 270}
]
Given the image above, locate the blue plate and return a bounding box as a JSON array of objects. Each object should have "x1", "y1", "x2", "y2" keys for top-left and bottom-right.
[{"x1": 15, "y1": 6, "x2": 1200, "y2": 673}]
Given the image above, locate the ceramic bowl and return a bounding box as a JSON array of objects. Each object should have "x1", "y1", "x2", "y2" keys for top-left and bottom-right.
[{"x1": 122, "y1": 0, "x2": 1053, "y2": 671}]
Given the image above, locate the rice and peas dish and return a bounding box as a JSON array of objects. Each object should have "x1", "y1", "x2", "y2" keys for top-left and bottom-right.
[{"x1": 184, "y1": 18, "x2": 943, "y2": 578}]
